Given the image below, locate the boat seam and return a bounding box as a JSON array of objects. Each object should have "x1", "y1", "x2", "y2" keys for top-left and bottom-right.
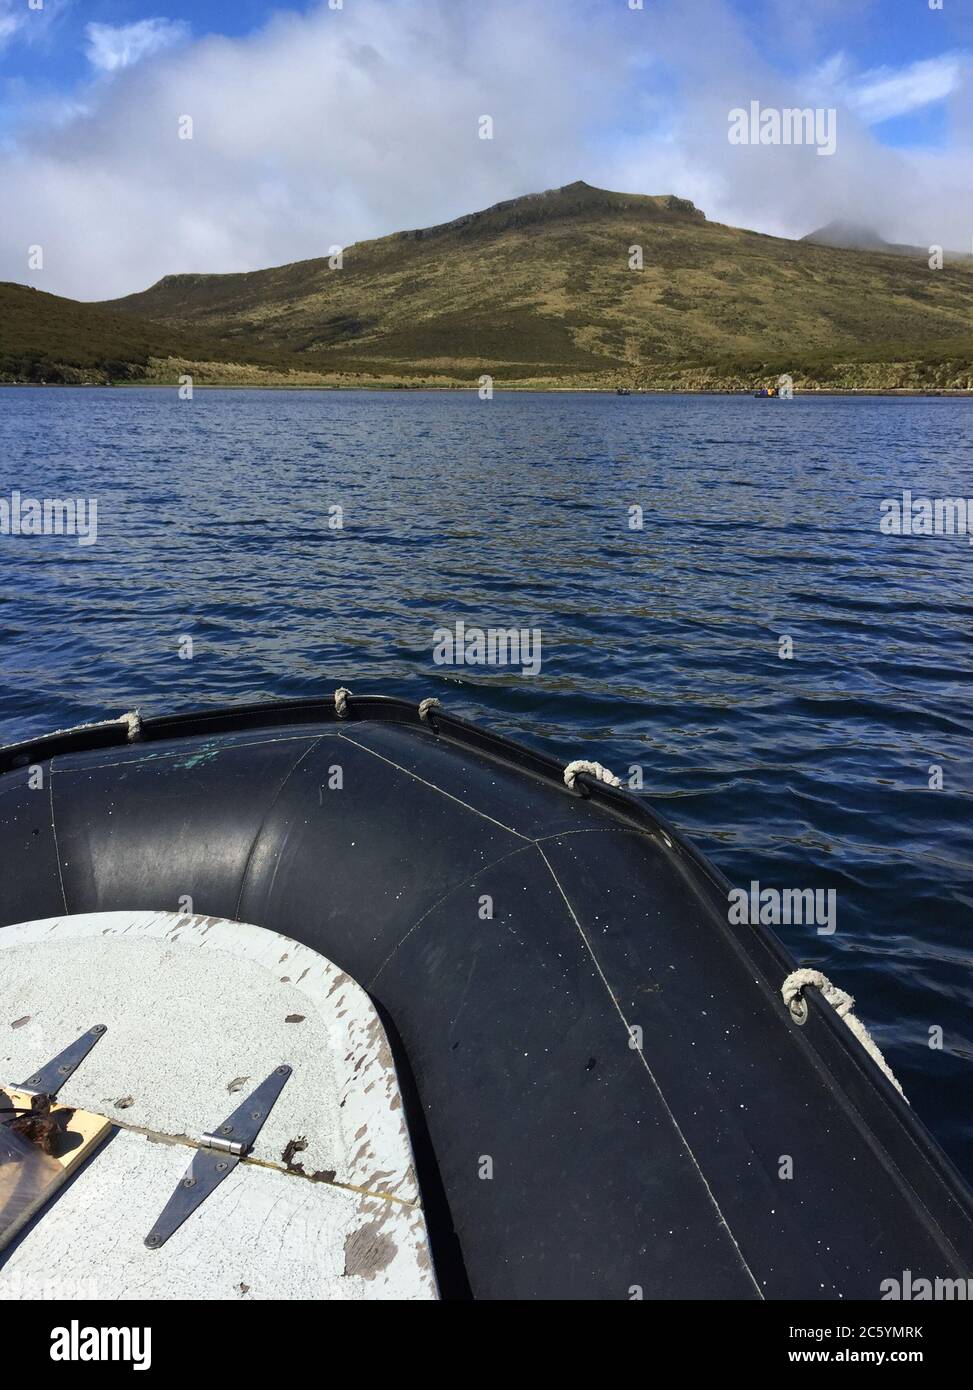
[
  {"x1": 368, "y1": 843, "x2": 535, "y2": 987},
  {"x1": 535, "y1": 841, "x2": 765, "y2": 1301},
  {"x1": 48, "y1": 758, "x2": 69, "y2": 915},
  {"x1": 532, "y1": 825, "x2": 655, "y2": 846},
  {"x1": 336, "y1": 731, "x2": 533, "y2": 841}
]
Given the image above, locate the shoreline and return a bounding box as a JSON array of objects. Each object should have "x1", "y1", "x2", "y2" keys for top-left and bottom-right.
[{"x1": 2, "y1": 382, "x2": 971, "y2": 397}]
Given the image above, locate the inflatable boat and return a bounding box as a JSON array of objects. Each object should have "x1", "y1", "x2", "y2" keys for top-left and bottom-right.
[{"x1": 1, "y1": 692, "x2": 972, "y2": 1301}]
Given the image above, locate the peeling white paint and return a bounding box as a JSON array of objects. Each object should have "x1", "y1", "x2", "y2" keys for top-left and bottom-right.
[
  {"x1": 0, "y1": 1130, "x2": 435, "y2": 1301},
  {"x1": 0, "y1": 911, "x2": 436, "y2": 1300}
]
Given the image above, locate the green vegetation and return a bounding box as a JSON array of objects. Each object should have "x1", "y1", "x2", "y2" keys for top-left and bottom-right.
[
  {"x1": 5, "y1": 182, "x2": 973, "y2": 390},
  {"x1": 0, "y1": 282, "x2": 248, "y2": 384}
]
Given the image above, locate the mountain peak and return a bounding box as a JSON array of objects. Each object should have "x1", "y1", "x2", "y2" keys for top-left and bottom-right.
[
  {"x1": 801, "y1": 219, "x2": 891, "y2": 252},
  {"x1": 392, "y1": 181, "x2": 705, "y2": 242}
]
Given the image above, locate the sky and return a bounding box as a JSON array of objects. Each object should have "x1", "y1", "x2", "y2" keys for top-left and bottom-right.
[{"x1": 1, "y1": 0, "x2": 971, "y2": 299}]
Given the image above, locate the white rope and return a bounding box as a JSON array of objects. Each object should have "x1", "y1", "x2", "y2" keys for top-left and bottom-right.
[
  {"x1": 781, "y1": 968, "x2": 907, "y2": 1100},
  {"x1": 334, "y1": 687, "x2": 351, "y2": 720},
  {"x1": 0, "y1": 709, "x2": 142, "y2": 756},
  {"x1": 418, "y1": 698, "x2": 441, "y2": 723},
  {"x1": 564, "y1": 759, "x2": 622, "y2": 790},
  {"x1": 119, "y1": 710, "x2": 142, "y2": 742}
]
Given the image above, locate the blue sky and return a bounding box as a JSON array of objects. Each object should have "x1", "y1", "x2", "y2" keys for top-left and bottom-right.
[
  {"x1": 1, "y1": 0, "x2": 971, "y2": 297},
  {"x1": 3, "y1": 1, "x2": 266, "y2": 84}
]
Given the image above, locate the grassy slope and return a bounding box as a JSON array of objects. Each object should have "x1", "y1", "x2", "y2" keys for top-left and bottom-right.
[
  {"x1": 8, "y1": 183, "x2": 973, "y2": 388},
  {"x1": 0, "y1": 281, "x2": 301, "y2": 385},
  {"x1": 0, "y1": 282, "x2": 162, "y2": 383}
]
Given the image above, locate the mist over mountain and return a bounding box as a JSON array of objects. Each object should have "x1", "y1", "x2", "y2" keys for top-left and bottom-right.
[{"x1": 802, "y1": 221, "x2": 895, "y2": 253}]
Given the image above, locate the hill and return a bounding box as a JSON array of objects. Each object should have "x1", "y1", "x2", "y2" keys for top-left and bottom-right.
[
  {"x1": 800, "y1": 219, "x2": 971, "y2": 266},
  {"x1": 5, "y1": 182, "x2": 973, "y2": 390},
  {"x1": 0, "y1": 281, "x2": 294, "y2": 385},
  {"x1": 0, "y1": 282, "x2": 178, "y2": 384},
  {"x1": 801, "y1": 220, "x2": 898, "y2": 253},
  {"x1": 102, "y1": 181, "x2": 973, "y2": 389}
]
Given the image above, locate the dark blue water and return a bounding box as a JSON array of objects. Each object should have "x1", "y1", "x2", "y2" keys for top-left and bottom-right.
[{"x1": 2, "y1": 386, "x2": 972, "y2": 1177}]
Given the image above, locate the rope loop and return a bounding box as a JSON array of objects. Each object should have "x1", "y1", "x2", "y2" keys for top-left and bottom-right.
[
  {"x1": 781, "y1": 968, "x2": 907, "y2": 1100},
  {"x1": 120, "y1": 710, "x2": 142, "y2": 743},
  {"x1": 334, "y1": 687, "x2": 352, "y2": 720},
  {"x1": 418, "y1": 697, "x2": 441, "y2": 724},
  {"x1": 564, "y1": 759, "x2": 622, "y2": 791}
]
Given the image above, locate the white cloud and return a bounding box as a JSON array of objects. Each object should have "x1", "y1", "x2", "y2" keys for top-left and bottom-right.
[
  {"x1": 813, "y1": 51, "x2": 964, "y2": 125},
  {"x1": 0, "y1": 0, "x2": 33, "y2": 51},
  {"x1": 0, "y1": 0, "x2": 70, "y2": 53},
  {"x1": 853, "y1": 57, "x2": 963, "y2": 124},
  {"x1": 3, "y1": 0, "x2": 623, "y2": 298},
  {"x1": 0, "y1": 0, "x2": 23, "y2": 50},
  {"x1": 604, "y1": 1, "x2": 973, "y2": 250},
  {"x1": 0, "y1": 0, "x2": 971, "y2": 300},
  {"x1": 85, "y1": 18, "x2": 189, "y2": 74}
]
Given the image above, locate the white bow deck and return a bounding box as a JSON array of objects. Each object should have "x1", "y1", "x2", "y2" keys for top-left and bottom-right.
[{"x1": 0, "y1": 910, "x2": 436, "y2": 1300}]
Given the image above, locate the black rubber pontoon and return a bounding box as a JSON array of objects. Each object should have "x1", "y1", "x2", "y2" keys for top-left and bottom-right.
[{"x1": 1, "y1": 694, "x2": 972, "y2": 1299}]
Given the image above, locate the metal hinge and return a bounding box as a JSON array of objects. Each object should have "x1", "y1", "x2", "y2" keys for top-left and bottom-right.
[
  {"x1": 145, "y1": 1064, "x2": 292, "y2": 1249},
  {"x1": 16, "y1": 1024, "x2": 107, "y2": 1098}
]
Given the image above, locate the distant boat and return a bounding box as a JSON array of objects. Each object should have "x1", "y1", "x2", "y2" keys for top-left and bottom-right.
[
  {"x1": 754, "y1": 386, "x2": 778, "y2": 398},
  {"x1": 616, "y1": 387, "x2": 631, "y2": 396}
]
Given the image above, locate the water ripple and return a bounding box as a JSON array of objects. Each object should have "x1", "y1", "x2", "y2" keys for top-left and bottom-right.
[{"x1": 1, "y1": 385, "x2": 971, "y2": 1174}]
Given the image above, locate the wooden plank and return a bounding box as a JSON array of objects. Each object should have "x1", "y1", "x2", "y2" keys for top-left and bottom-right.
[{"x1": 0, "y1": 1088, "x2": 112, "y2": 1251}]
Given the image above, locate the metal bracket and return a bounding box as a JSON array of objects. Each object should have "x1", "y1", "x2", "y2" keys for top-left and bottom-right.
[
  {"x1": 145, "y1": 1064, "x2": 292, "y2": 1249},
  {"x1": 17, "y1": 1024, "x2": 107, "y2": 1098}
]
